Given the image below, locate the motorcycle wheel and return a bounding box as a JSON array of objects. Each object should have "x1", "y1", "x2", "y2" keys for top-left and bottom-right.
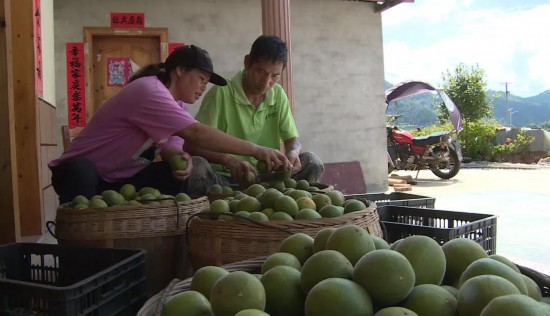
[{"x1": 430, "y1": 147, "x2": 460, "y2": 179}]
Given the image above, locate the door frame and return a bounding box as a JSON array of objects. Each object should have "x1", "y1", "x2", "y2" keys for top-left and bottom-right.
[{"x1": 80, "y1": 27, "x2": 168, "y2": 136}]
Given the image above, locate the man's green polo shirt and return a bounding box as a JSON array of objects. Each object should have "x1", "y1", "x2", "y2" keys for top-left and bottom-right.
[{"x1": 196, "y1": 70, "x2": 299, "y2": 176}]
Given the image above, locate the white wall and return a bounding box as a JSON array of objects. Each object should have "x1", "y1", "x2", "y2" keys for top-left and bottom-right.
[
  {"x1": 53, "y1": 0, "x2": 388, "y2": 192},
  {"x1": 40, "y1": 0, "x2": 56, "y2": 103}
]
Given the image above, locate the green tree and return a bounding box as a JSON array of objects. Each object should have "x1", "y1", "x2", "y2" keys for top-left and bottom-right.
[{"x1": 439, "y1": 63, "x2": 493, "y2": 123}]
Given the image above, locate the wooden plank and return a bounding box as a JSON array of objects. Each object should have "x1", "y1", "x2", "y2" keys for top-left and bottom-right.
[
  {"x1": 9, "y1": 0, "x2": 42, "y2": 236},
  {"x1": 388, "y1": 178, "x2": 406, "y2": 186},
  {"x1": 0, "y1": 0, "x2": 21, "y2": 243}
]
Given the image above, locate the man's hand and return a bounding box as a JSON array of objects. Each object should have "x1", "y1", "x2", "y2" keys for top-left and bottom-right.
[
  {"x1": 223, "y1": 156, "x2": 256, "y2": 184},
  {"x1": 287, "y1": 151, "x2": 301, "y2": 172},
  {"x1": 171, "y1": 152, "x2": 193, "y2": 181},
  {"x1": 252, "y1": 145, "x2": 292, "y2": 172}
]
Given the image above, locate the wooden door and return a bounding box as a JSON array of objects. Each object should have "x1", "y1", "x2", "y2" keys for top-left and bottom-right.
[
  {"x1": 91, "y1": 36, "x2": 160, "y2": 115},
  {"x1": 82, "y1": 27, "x2": 168, "y2": 129}
]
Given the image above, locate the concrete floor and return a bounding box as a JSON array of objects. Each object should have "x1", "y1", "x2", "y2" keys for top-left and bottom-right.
[{"x1": 387, "y1": 162, "x2": 550, "y2": 274}]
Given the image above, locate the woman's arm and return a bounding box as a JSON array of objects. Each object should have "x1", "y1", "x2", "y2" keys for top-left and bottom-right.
[{"x1": 177, "y1": 122, "x2": 290, "y2": 171}]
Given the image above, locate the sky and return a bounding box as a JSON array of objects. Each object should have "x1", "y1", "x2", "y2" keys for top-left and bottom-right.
[{"x1": 382, "y1": 0, "x2": 550, "y2": 98}]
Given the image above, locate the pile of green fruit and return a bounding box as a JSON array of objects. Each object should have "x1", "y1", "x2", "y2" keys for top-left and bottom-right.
[
  {"x1": 68, "y1": 184, "x2": 192, "y2": 210},
  {"x1": 203, "y1": 180, "x2": 368, "y2": 222},
  {"x1": 161, "y1": 225, "x2": 550, "y2": 316}
]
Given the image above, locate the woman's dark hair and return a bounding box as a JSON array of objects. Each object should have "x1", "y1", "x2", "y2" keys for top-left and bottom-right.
[
  {"x1": 249, "y1": 35, "x2": 288, "y2": 66},
  {"x1": 128, "y1": 63, "x2": 192, "y2": 84}
]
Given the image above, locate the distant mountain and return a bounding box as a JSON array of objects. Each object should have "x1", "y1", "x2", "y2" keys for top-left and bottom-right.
[
  {"x1": 384, "y1": 81, "x2": 550, "y2": 127},
  {"x1": 490, "y1": 89, "x2": 550, "y2": 127}
]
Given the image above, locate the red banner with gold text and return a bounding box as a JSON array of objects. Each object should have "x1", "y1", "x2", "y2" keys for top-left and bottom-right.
[{"x1": 66, "y1": 43, "x2": 86, "y2": 129}]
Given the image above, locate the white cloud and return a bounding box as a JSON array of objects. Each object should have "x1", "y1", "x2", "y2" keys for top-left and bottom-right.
[{"x1": 383, "y1": 2, "x2": 550, "y2": 96}]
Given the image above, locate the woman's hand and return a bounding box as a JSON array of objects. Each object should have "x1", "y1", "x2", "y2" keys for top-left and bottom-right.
[
  {"x1": 252, "y1": 145, "x2": 292, "y2": 172},
  {"x1": 172, "y1": 152, "x2": 193, "y2": 181},
  {"x1": 222, "y1": 156, "x2": 256, "y2": 184}
]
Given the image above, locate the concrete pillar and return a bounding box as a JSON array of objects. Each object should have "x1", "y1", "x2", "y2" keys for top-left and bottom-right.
[{"x1": 261, "y1": 0, "x2": 294, "y2": 111}]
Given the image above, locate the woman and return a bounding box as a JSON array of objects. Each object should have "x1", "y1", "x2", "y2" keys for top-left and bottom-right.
[{"x1": 49, "y1": 45, "x2": 289, "y2": 203}]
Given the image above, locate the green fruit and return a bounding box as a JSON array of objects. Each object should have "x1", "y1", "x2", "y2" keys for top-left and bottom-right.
[
  {"x1": 269, "y1": 212, "x2": 294, "y2": 221},
  {"x1": 352, "y1": 249, "x2": 415, "y2": 306},
  {"x1": 138, "y1": 187, "x2": 161, "y2": 197},
  {"x1": 372, "y1": 236, "x2": 390, "y2": 250},
  {"x1": 256, "y1": 160, "x2": 269, "y2": 174},
  {"x1": 210, "y1": 271, "x2": 266, "y2": 316},
  {"x1": 284, "y1": 178, "x2": 297, "y2": 189},
  {"x1": 480, "y1": 294, "x2": 547, "y2": 315},
  {"x1": 175, "y1": 192, "x2": 191, "y2": 202},
  {"x1": 169, "y1": 155, "x2": 188, "y2": 170},
  {"x1": 459, "y1": 258, "x2": 528, "y2": 295},
  {"x1": 190, "y1": 266, "x2": 229, "y2": 300},
  {"x1": 244, "y1": 171, "x2": 257, "y2": 186},
  {"x1": 374, "y1": 307, "x2": 418, "y2": 316},
  {"x1": 295, "y1": 208, "x2": 322, "y2": 220},
  {"x1": 521, "y1": 274, "x2": 542, "y2": 301},
  {"x1": 245, "y1": 184, "x2": 266, "y2": 197},
  {"x1": 312, "y1": 228, "x2": 336, "y2": 253},
  {"x1": 325, "y1": 190, "x2": 345, "y2": 206},
  {"x1": 119, "y1": 184, "x2": 136, "y2": 200},
  {"x1": 304, "y1": 278, "x2": 373, "y2": 316},
  {"x1": 300, "y1": 250, "x2": 353, "y2": 293},
  {"x1": 279, "y1": 233, "x2": 314, "y2": 265},
  {"x1": 318, "y1": 205, "x2": 343, "y2": 218},
  {"x1": 261, "y1": 208, "x2": 275, "y2": 218},
  {"x1": 88, "y1": 197, "x2": 108, "y2": 208},
  {"x1": 296, "y1": 197, "x2": 316, "y2": 210},
  {"x1": 221, "y1": 185, "x2": 234, "y2": 194},
  {"x1": 295, "y1": 179, "x2": 310, "y2": 190},
  {"x1": 210, "y1": 199, "x2": 230, "y2": 214},
  {"x1": 457, "y1": 275, "x2": 521, "y2": 316},
  {"x1": 262, "y1": 189, "x2": 284, "y2": 209},
  {"x1": 73, "y1": 203, "x2": 88, "y2": 209},
  {"x1": 394, "y1": 235, "x2": 446, "y2": 285},
  {"x1": 71, "y1": 195, "x2": 89, "y2": 207},
  {"x1": 234, "y1": 310, "x2": 269, "y2": 316},
  {"x1": 260, "y1": 266, "x2": 305, "y2": 316},
  {"x1": 234, "y1": 211, "x2": 251, "y2": 220},
  {"x1": 489, "y1": 254, "x2": 521, "y2": 273},
  {"x1": 209, "y1": 184, "x2": 223, "y2": 194},
  {"x1": 343, "y1": 199, "x2": 366, "y2": 213},
  {"x1": 274, "y1": 195, "x2": 299, "y2": 217},
  {"x1": 261, "y1": 252, "x2": 301, "y2": 274},
  {"x1": 326, "y1": 225, "x2": 375, "y2": 266},
  {"x1": 311, "y1": 194, "x2": 332, "y2": 211},
  {"x1": 102, "y1": 190, "x2": 125, "y2": 206},
  {"x1": 248, "y1": 212, "x2": 269, "y2": 222},
  {"x1": 161, "y1": 290, "x2": 213, "y2": 316},
  {"x1": 442, "y1": 238, "x2": 489, "y2": 286},
  {"x1": 236, "y1": 196, "x2": 261, "y2": 213},
  {"x1": 401, "y1": 284, "x2": 457, "y2": 316}
]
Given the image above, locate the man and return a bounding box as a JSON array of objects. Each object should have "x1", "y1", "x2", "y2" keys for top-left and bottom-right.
[{"x1": 186, "y1": 35, "x2": 324, "y2": 184}]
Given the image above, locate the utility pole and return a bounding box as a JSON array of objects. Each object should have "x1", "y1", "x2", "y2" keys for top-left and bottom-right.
[{"x1": 504, "y1": 82, "x2": 512, "y2": 126}]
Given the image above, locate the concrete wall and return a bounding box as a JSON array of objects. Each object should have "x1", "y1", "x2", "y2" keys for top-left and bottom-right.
[
  {"x1": 41, "y1": 0, "x2": 56, "y2": 103},
  {"x1": 53, "y1": 0, "x2": 388, "y2": 192}
]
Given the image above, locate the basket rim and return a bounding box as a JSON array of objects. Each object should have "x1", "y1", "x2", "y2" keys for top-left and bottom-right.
[
  {"x1": 57, "y1": 196, "x2": 209, "y2": 214},
  {"x1": 137, "y1": 256, "x2": 266, "y2": 316}
]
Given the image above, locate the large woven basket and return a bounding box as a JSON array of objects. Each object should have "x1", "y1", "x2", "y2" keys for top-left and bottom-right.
[
  {"x1": 52, "y1": 196, "x2": 209, "y2": 296},
  {"x1": 187, "y1": 201, "x2": 381, "y2": 270},
  {"x1": 137, "y1": 256, "x2": 265, "y2": 316}
]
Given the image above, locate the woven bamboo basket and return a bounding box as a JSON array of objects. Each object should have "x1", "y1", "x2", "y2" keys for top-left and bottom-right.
[
  {"x1": 51, "y1": 196, "x2": 209, "y2": 296},
  {"x1": 137, "y1": 256, "x2": 265, "y2": 316},
  {"x1": 187, "y1": 201, "x2": 381, "y2": 270}
]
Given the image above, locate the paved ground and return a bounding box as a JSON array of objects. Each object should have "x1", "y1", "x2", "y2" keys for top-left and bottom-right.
[{"x1": 387, "y1": 161, "x2": 550, "y2": 274}]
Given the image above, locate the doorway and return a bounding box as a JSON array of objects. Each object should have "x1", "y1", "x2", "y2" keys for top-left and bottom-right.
[{"x1": 81, "y1": 27, "x2": 168, "y2": 135}]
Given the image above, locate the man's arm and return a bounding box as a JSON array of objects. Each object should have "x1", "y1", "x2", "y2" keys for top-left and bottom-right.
[
  {"x1": 284, "y1": 137, "x2": 302, "y2": 171},
  {"x1": 177, "y1": 122, "x2": 290, "y2": 171}
]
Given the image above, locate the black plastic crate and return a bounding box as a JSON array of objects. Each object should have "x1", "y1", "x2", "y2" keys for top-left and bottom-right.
[
  {"x1": 377, "y1": 205, "x2": 498, "y2": 255},
  {"x1": 345, "y1": 192, "x2": 436, "y2": 208},
  {"x1": 0, "y1": 243, "x2": 146, "y2": 315}
]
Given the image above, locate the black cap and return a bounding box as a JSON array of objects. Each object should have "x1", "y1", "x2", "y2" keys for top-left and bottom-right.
[{"x1": 164, "y1": 45, "x2": 227, "y2": 86}]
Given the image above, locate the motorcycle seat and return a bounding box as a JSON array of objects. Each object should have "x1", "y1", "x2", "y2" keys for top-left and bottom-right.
[{"x1": 412, "y1": 131, "x2": 448, "y2": 147}]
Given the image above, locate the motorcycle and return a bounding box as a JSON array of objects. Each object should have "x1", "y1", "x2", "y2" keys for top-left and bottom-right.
[{"x1": 385, "y1": 81, "x2": 463, "y2": 179}]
